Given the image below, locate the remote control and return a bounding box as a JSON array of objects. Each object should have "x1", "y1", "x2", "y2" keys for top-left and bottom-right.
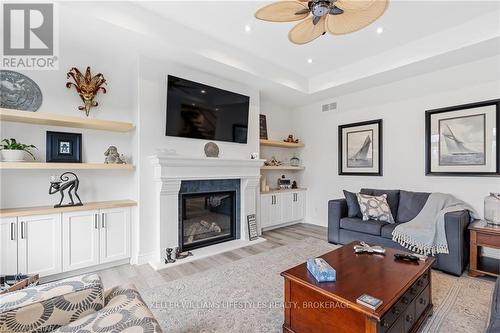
[{"x1": 394, "y1": 253, "x2": 420, "y2": 262}]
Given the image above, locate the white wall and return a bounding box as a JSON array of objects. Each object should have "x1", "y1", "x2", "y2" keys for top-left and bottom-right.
[
  {"x1": 136, "y1": 55, "x2": 260, "y2": 260},
  {"x1": 293, "y1": 56, "x2": 500, "y2": 227}
]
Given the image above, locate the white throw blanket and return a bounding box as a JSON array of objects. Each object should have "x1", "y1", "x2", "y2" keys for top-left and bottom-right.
[{"x1": 392, "y1": 193, "x2": 479, "y2": 255}]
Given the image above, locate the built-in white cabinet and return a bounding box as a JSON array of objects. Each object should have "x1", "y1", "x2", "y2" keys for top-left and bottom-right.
[
  {"x1": 260, "y1": 190, "x2": 306, "y2": 230},
  {"x1": 99, "y1": 208, "x2": 130, "y2": 263},
  {"x1": 0, "y1": 217, "x2": 19, "y2": 275},
  {"x1": 63, "y1": 207, "x2": 130, "y2": 271},
  {"x1": 0, "y1": 206, "x2": 131, "y2": 278},
  {"x1": 0, "y1": 214, "x2": 62, "y2": 277},
  {"x1": 63, "y1": 210, "x2": 100, "y2": 271}
]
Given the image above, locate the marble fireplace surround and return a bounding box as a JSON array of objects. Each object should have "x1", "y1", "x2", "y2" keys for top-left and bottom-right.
[{"x1": 149, "y1": 154, "x2": 265, "y2": 269}]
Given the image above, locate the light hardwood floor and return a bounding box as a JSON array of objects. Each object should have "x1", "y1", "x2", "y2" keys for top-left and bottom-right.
[{"x1": 97, "y1": 223, "x2": 327, "y2": 291}]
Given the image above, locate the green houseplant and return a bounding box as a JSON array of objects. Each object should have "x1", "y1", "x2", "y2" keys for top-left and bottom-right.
[{"x1": 1, "y1": 138, "x2": 37, "y2": 161}]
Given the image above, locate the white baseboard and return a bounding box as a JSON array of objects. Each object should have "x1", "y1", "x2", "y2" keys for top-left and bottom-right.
[
  {"x1": 136, "y1": 251, "x2": 157, "y2": 265},
  {"x1": 39, "y1": 258, "x2": 130, "y2": 284},
  {"x1": 261, "y1": 220, "x2": 302, "y2": 232}
]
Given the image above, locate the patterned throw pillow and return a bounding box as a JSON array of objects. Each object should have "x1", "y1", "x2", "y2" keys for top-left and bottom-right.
[{"x1": 357, "y1": 193, "x2": 395, "y2": 223}]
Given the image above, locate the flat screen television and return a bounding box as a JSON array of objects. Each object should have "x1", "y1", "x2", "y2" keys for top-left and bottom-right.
[{"x1": 166, "y1": 75, "x2": 250, "y2": 144}]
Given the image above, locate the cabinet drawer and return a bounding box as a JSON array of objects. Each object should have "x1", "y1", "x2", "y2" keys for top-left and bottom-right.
[
  {"x1": 415, "y1": 285, "x2": 431, "y2": 320},
  {"x1": 476, "y1": 233, "x2": 500, "y2": 248},
  {"x1": 403, "y1": 301, "x2": 416, "y2": 333}
]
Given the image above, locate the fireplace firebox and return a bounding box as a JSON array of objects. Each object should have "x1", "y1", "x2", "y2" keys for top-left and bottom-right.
[{"x1": 180, "y1": 191, "x2": 236, "y2": 251}]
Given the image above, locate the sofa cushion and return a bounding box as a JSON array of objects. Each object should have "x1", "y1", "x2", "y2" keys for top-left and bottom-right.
[
  {"x1": 361, "y1": 189, "x2": 400, "y2": 218},
  {"x1": 381, "y1": 223, "x2": 398, "y2": 239},
  {"x1": 53, "y1": 284, "x2": 163, "y2": 333},
  {"x1": 397, "y1": 190, "x2": 430, "y2": 222},
  {"x1": 343, "y1": 190, "x2": 362, "y2": 218},
  {"x1": 357, "y1": 193, "x2": 395, "y2": 223},
  {"x1": 340, "y1": 217, "x2": 386, "y2": 236},
  {"x1": 0, "y1": 274, "x2": 103, "y2": 333}
]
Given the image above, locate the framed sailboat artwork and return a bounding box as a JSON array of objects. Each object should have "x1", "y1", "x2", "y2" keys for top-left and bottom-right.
[
  {"x1": 425, "y1": 99, "x2": 500, "y2": 176},
  {"x1": 338, "y1": 119, "x2": 383, "y2": 176}
]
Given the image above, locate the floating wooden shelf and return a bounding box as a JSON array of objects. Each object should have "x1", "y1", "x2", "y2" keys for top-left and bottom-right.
[
  {"x1": 0, "y1": 162, "x2": 135, "y2": 170},
  {"x1": 261, "y1": 166, "x2": 305, "y2": 171},
  {"x1": 0, "y1": 108, "x2": 134, "y2": 132},
  {"x1": 260, "y1": 139, "x2": 305, "y2": 148},
  {"x1": 0, "y1": 200, "x2": 137, "y2": 218}
]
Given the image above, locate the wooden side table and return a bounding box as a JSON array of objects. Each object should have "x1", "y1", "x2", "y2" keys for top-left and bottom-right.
[{"x1": 469, "y1": 220, "x2": 500, "y2": 277}]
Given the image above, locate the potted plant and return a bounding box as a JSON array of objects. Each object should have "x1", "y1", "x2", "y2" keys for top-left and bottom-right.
[{"x1": 1, "y1": 138, "x2": 37, "y2": 162}]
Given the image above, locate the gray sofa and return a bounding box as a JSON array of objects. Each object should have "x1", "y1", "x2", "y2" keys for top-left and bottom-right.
[
  {"x1": 328, "y1": 188, "x2": 471, "y2": 276},
  {"x1": 487, "y1": 278, "x2": 500, "y2": 333}
]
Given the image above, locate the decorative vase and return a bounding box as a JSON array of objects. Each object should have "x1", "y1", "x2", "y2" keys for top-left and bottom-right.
[
  {"x1": 0, "y1": 150, "x2": 29, "y2": 162},
  {"x1": 485, "y1": 193, "x2": 500, "y2": 225},
  {"x1": 290, "y1": 154, "x2": 300, "y2": 167}
]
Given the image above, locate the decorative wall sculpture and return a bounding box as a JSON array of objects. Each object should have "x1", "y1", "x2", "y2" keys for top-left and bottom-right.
[{"x1": 66, "y1": 67, "x2": 107, "y2": 116}]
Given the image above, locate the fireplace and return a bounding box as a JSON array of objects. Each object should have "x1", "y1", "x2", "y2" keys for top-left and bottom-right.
[{"x1": 179, "y1": 190, "x2": 236, "y2": 251}]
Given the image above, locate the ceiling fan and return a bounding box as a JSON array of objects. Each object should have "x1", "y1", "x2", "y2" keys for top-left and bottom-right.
[{"x1": 255, "y1": 0, "x2": 389, "y2": 45}]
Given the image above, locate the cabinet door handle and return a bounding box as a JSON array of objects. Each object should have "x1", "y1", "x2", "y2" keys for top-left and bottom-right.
[
  {"x1": 20, "y1": 221, "x2": 25, "y2": 239},
  {"x1": 101, "y1": 213, "x2": 105, "y2": 228},
  {"x1": 10, "y1": 222, "x2": 15, "y2": 240},
  {"x1": 94, "y1": 214, "x2": 99, "y2": 229}
]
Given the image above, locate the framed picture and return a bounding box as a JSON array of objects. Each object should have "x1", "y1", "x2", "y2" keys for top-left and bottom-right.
[
  {"x1": 46, "y1": 131, "x2": 82, "y2": 163},
  {"x1": 247, "y1": 214, "x2": 258, "y2": 241},
  {"x1": 259, "y1": 114, "x2": 268, "y2": 140},
  {"x1": 425, "y1": 99, "x2": 499, "y2": 176},
  {"x1": 338, "y1": 119, "x2": 382, "y2": 176}
]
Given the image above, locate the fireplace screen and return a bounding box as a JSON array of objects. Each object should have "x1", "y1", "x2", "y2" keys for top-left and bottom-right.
[{"x1": 180, "y1": 191, "x2": 236, "y2": 251}]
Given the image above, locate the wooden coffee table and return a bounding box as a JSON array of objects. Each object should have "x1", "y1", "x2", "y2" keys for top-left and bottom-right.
[{"x1": 281, "y1": 241, "x2": 434, "y2": 333}]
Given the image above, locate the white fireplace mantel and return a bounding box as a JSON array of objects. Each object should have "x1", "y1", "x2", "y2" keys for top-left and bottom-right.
[{"x1": 149, "y1": 154, "x2": 264, "y2": 269}]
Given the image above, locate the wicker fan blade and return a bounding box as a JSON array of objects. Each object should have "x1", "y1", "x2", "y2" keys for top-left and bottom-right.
[
  {"x1": 289, "y1": 16, "x2": 326, "y2": 45},
  {"x1": 335, "y1": 0, "x2": 378, "y2": 11},
  {"x1": 255, "y1": 1, "x2": 309, "y2": 22},
  {"x1": 326, "y1": 0, "x2": 388, "y2": 35}
]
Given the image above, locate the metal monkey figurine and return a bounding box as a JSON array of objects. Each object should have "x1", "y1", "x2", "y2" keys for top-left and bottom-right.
[{"x1": 49, "y1": 172, "x2": 83, "y2": 208}]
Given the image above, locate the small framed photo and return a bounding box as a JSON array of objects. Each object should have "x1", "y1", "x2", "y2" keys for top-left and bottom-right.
[
  {"x1": 338, "y1": 119, "x2": 383, "y2": 176},
  {"x1": 46, "y1": 131, "x2": 82, "y2": 163},
  {"x1": 259, "y1": 114, "x2": 268, "y2": 140},
  {"x1": 425, "y1": 99, "x2": 499, "y2": 176}
]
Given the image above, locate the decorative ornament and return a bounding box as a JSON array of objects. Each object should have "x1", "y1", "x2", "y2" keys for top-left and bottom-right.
[
  {"x1": 204, "y1": 142, "x2": 220, "y2": 158},
  {"x1": 0, "y1": 70, "x2": 42, "y2": 111},
  {"x1": 290, "y1": 153, "x2": 300, "y2": 167},
  {"x1": 66, "y1": 66, "x2": 107, "y2": 116},
  {"x1": 284, "y1": 134, "x2": 299, "y2": 143},
  {"x1": 48, "y1": 172, "x2": 83, "y2": 208},
  {"x1": 164, "y1": 248, "x2": 176, "y2": 264},
  {"x1": 264, "y1": 156, "x2": 283, "y2": 166},
  {"x1": 104, "y1": 146, "x2": 126, "y2": 164}
]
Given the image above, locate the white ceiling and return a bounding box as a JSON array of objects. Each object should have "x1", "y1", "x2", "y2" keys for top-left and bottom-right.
[
  {"x1": 137, "y1": 1, "x2": 500, "y2": 78},
  {"x1": 65, "y1": 1, "x2": 500, "y2": 106}
]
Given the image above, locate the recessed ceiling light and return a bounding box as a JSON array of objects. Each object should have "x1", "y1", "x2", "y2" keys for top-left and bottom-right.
[
  {"x1": 244, "y1": 24, "x2": 251, "y2": 33},
  {"x1": 307, "y1": 58, "x2": 313, "y2": 64},
  {"x1": 201, "y1": 90, "x2": 206, "y2": 94},
  {"x1": 376, "y1": 27, "x2": 384, "y2": 34}
]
